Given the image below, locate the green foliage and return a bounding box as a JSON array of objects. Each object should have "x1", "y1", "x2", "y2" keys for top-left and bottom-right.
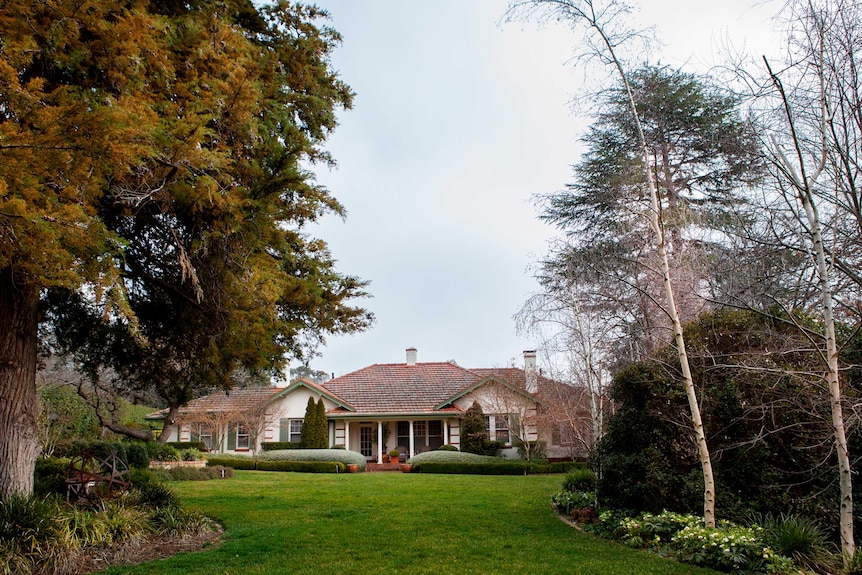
[
  {"x1": 411, "y1": 460, "x2": 570, "y2": 475},
  {"x1": 130, "y1": 481, "x2": 178, "y2": 510},
  {"x1": 460, "y1": 401, "x2": 487, "y2": 455},
  {"x1": 596, "y1": 308, "x2": 861, "y2": 534},
  {"x1": 166, "y1": 442, "x2": 207, "y2": 452},
  {"x1": 552, "y1": 491, "x2": 595, "y2": 513},
  {"x1": 36, "y1": 383, "x2": 99, "y2": 455},
  {"x1": 757, "y1": 513, "x2": 834, "y2": 573},
  {"x1": 437, "y1": 444, "x2": 459, "y2": 451},
  {"x1": 459, "y1": 402, "x2": 504, "y2": 456},
  {"x1": 315, "y1": 398, "x2": 328, "y2": 447},
  {"x1": 562, "y1": 467, "x2": 596, "y2": 493},
  {"x1": 1, "y1": 0, "x2": 372, "y2": 498},
  {"x1": 147, "y1": 443, "x2": 181, "y2": 462},
  {"x1": 584, "y1": 510, "x2": 799, "y2": 574},
  {"x1": 148, "y1": 466, "x2": 235, "y2": 482},
  {"x1": 33, "y1": 458, "x2": 69, "y2": 497},
  {"x1": 124, "y1": 443, "x2": 150, "y2": 469},
  {"x1": 259, "y1": 448, "x2": 366, "y2": 468},
  {"x1": 299, "y1": 397, "x2": 322, "y2": 449},
  {"x1": 206, "y1": 457, "x2": 345, "y2": 474},
  {"x1": 261, "y1": 441, "x2": 301, "y2": 451}
]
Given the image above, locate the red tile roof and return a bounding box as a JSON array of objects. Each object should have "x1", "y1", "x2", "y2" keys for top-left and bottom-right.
[
  {"x1": 177, "y1": 387, "x2": 283, "y2": 415},
  {"x1": 322, "y1": 362, "x2": 482, "y2": 415}
]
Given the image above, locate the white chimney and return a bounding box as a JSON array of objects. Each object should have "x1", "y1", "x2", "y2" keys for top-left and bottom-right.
[
  {"x1": 524, "y1": 350, "x2": 537, "y2": 393},
  {"x1": 406, "y1": 347, "x2": 417, "y2": 366}
]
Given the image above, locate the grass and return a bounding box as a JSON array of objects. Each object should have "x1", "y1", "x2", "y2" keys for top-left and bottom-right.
[{"x1": 97, "y1": 471, "x2": 719, "y2": 575}]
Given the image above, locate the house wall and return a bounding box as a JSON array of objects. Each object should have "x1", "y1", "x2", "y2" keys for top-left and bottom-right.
[
  {"x1": 177, "y1": 387, "x2": 340, "y2": 455},
  {"x1": 454, "y1": 385, "x2": 541, "y2": 459}
]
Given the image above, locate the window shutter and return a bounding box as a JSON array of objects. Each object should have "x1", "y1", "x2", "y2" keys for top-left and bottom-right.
[
  {"x1": 228, "y1": 424, "x2": 236, "y2": 450},
  {"x1": 279, "y1": 418, "x2": 290, "y2": 442}
]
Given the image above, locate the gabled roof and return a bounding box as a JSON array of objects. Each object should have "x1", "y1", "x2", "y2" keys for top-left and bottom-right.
[
  {"x1": 274, "y1": 378, "x2": 354, "y2": 412},
  {"x1": 322, "y1": 361, "x2": 481, "y2": 415},
  {"x1": 434, "y1": 373, "x2": 539, "y2": 410}
]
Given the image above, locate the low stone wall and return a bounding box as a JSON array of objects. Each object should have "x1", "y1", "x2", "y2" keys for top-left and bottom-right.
[{"x1": 148, "y1": 460, "x2": 207, "y2": 470}]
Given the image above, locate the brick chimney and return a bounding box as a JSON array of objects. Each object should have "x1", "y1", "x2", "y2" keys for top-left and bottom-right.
[
  {"x1": 524, "y1": 350, "x2": 537, "y2": 393},
  {"x1": 406, "y1": 347, "x2": 417, "y2": 366}
]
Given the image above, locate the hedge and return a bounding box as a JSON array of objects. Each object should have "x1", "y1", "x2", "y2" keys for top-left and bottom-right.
[
  {"x1": 411, "y1": 461, "x2": 580, "y2": 475},
  {"x1": 260, "y1": 441, "x2": 301, "y2": 451},
  {"x1": 206, "y1": 457, "x2": 346, "y2": 473}
]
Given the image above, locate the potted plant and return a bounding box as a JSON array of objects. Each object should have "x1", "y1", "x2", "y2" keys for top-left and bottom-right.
[
  {"x1": 389, "y1": 449, "x2": 401, "y2": 463},
  {"x1": 401, "y1": 463, "x2": 412, "y2": 473}
]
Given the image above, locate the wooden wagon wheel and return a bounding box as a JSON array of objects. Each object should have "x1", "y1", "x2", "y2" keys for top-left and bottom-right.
[{"x1": 65, "y1": 449, "x2": 131, "y2": 501}]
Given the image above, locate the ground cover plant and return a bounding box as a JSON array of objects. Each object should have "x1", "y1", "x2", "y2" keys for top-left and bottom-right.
[
  {"x1": 0, "y1": 477, "x2": 214, "y2": 575},
  {"x1": 97, "y1": 471, "x2": 720, "y2": 575}
]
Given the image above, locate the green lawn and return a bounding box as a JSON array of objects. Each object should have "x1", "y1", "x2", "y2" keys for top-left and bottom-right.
[{"x1": 100, "y1": 471, "x2": 718, "y2": 575}]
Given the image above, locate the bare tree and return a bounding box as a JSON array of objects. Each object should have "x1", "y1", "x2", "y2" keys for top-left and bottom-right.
[
  {"x1": 742, "y1": 0, "x2": 860, "y2": 561},
  {"x1": 507, "y1": 0, "x2": 717, "y2": 526},
  {"x1": 516, "y1": 278, "x2": 613, "y2": 453}
]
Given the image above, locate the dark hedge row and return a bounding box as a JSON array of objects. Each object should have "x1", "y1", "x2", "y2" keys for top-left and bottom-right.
[
  {"x1": 206, "y1": 457, "x2": 345, "y2": 473},
  {"x1": 411, "y1": 461, "x2": 580, "y2": 475},
  {"x1": 260, "y1": 441, "x2": 301, "y2": 451}
]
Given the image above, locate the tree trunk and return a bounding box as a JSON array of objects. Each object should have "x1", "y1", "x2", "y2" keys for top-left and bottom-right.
[
  {"x1": 0, "y1": 268, "x2": 40, "y2": 499},
  {"x1": 158, "y1": 404, "x2": 180, "y2": 444}
]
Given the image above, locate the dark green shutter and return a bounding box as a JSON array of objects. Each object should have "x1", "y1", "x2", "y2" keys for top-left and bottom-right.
[{"x1": 228, "y1": 424, "x2": 236, "y2": 450}]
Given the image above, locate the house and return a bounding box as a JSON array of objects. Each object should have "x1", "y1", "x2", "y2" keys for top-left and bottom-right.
[{"x1": 148, "y1": 349, "x2": 594, "y2": 462}]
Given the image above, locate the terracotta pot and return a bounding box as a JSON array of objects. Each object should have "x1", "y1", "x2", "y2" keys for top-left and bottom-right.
[
  {"x1": 346, "y1": 464, "x2": 359, "y2": 473},
  {"x1": 400, "y1": 464, "x2": 412, "y2": 473},
  {"x1": 382, "y1": 455, "x2": 390, "y2": 463}
]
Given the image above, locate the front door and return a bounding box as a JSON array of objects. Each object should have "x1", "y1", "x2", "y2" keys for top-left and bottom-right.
[{"x1": 359, "y1": 424, "x2": 373, "y2": 458}]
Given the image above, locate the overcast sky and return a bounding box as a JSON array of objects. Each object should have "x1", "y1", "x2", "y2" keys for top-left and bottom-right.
[{"x1": 302, "y1": 0, "x2": 783, "y2": 378}]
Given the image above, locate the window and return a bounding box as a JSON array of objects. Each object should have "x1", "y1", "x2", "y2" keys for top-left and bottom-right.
[
  {"x1": 198, "y1": 425, "x2": 213, "y2": 450},
  {"x1": 413, "y1": 421, "x2": 427, "y2": 447},
  {"x1": 495, "y1": 415, "x2": 511, "y2": 446},
  {"x1": 484, "y1": 415, "x2": 491, "y2": 440},
  {"x1": 236, "y1": 423, "x2": 249, "y2": 450},
  {"x1": 289, "y1": 419, "x2": 303, "y2": 443}
]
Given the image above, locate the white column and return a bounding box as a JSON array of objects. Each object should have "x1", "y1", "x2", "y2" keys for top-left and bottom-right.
[
  {"x1": 443, "y1": 419, "x2": 449, "y2": 446},
  {"x1": 377, "y1": 421, "x2": 383, "y2": 464},
  {"x1": 408, "y1": 420, "x2": 415, "y2": 458},
  {"x1": 345, "y1": 421, "x2": 350, "y2": 451}
]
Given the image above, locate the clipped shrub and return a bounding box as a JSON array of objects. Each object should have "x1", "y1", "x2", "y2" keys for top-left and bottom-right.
[
  {"x1": 206, "y1": 457, "x2": 345, "y2": 473},
  {"x1": 124, "y1": 443, "x2": 150, "y2": 469},
  {"x1": 437, "y1": 444, "x2": 458, "y2": 451},
  {"x1": 411, "y1": 461, "x2": 562, "y2": 475},
  {"x1": 149, "y1": 465, "x2": 235, "y2": 482},
  {"x1": 261, "y1": 448, "x2": 366, "y2": 469},
  {"x1": 261, "y1": 441, "x2": 301, "y2": 451},
  {"x1": 562, "y1": 467, "x2": 596, "y2": 493},
  {"x1": 409, "y1": 450, "x2": 501, "y2": 465}
]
